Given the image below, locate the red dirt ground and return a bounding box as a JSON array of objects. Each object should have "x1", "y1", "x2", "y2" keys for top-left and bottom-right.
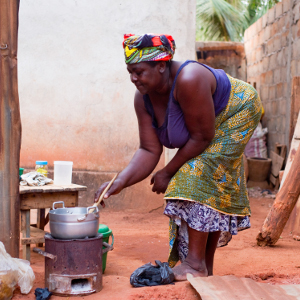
[{"x1": 12, "y1": 196, "x2": 300, "y2": 300}]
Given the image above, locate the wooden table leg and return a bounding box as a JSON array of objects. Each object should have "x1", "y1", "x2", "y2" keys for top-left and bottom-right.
[
  {"x1": 21, "y1": 209, "x2": 31, "y2": 261},
  {"x1": 36, "y1": 209, "x2": 45, "y2": 247}
]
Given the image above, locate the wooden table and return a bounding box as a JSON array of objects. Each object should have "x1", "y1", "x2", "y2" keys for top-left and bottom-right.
[{"x1": 19, "y1": 184, "x2": 87, "y2": 261}]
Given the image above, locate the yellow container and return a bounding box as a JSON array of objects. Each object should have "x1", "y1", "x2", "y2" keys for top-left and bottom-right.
[{"x1": 35, "y1": 161, "x2": 48, "y2": 177}]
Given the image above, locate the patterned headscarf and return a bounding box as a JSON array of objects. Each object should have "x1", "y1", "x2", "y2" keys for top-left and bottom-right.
[{"x1": 123, "y1": 33, "x2": 176, "y2": 64}]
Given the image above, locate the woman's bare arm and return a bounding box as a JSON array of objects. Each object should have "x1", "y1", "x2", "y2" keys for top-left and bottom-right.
[{"x1": 95, "y1": 90, "x2": 163, "y2": 201}]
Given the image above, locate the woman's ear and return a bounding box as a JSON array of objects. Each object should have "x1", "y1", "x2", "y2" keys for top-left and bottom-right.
[{"x1": 158, "y1": 61, "x2": 167, "y2": 73}]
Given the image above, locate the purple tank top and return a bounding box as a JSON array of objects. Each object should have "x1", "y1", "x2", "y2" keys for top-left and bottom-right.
[{"x1": 143, "y1": 60, "x2": 231, "y2": 149}]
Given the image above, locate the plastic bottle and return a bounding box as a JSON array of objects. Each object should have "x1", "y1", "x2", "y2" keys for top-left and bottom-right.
[{"x1": 35, "y1": 161, "x2": 48, "y2": 177}]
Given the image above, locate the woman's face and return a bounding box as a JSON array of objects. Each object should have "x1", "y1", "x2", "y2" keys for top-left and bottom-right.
[{"x1": 126, "y1": 62, "x2": 162, "y2": 95}]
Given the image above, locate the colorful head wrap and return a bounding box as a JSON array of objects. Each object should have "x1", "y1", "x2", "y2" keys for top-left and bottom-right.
[{"x1": 123, "y1": 33, "x2": 176, "y2": 64}]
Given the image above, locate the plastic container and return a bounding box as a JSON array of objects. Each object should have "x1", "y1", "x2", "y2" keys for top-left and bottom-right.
[
  {"x1": 19, "y1": 168, "x2": 24, "y2": 176},
  {"x1": 35, "y1": 161, "x2": 48, "y2": 177},
  {"x1": 98, "y1": 224, "x2": 114, "y2": 273},
  {"x1": 54, "y1": 161, "x2": 73, "y2": 185}
]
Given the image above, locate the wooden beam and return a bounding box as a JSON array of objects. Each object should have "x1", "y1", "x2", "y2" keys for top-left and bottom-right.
[
  {"x1": 256, "y1": 145, "x2": 300, "y2": 246},
  {"x1": 0, "y1": 0, "x2": 21, "y2": 257}
]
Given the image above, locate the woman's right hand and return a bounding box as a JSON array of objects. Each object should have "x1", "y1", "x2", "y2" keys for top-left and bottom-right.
[{"x1": 94, "y1": 179, "x2": 124, "y2": 208}]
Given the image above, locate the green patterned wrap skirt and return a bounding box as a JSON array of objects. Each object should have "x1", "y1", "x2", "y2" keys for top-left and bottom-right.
[{"x1": 164, "y1": 75, "x2": 262, "y2": 266}]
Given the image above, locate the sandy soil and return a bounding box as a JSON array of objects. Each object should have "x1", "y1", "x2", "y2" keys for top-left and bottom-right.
[{"x1": 12, "y1": 196, "x2": 300, "y2": 300}]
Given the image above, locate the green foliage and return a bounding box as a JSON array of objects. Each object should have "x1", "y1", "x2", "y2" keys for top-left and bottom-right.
[{"x1": 196, "y1": 0, "x2": 281, "y2": 42}]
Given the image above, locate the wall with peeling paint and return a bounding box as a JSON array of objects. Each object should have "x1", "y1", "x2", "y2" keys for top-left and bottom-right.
[{"x1": 17, "y1": 0, "x2": 196, "y2": 211}]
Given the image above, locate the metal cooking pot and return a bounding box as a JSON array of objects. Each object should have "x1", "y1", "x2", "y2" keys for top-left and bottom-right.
[{"x1": 49, "y1": 201, "x2": 99, "y2": 239}]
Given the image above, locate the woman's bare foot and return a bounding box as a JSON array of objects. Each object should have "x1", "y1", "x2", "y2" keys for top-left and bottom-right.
[{"x1": 172, "y1": 261, "x2": 208, "y2": 281}]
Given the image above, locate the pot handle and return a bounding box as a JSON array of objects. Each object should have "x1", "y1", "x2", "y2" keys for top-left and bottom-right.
[
  {"x1": 52, "y1": 201, "x2": 65, "y2": 210},
  {"x1": 77, "y1": 206, "x2": 99, "y2": 222}
]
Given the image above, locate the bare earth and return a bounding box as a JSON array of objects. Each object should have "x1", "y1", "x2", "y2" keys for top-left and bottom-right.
[{"x1": 13, "y1": 196, "x2": 300, "y2": 300}]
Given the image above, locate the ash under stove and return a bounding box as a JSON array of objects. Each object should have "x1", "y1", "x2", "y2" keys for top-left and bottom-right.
[{"x1": 44, "y1": 233, "x2": 103, "y2": 296}]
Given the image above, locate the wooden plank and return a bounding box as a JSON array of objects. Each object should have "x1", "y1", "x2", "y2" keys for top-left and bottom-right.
[
  {"x1": 19, "y1": 183, "x2": 87, "y2": 194},
  {"x1": 289, "y1": 77, "x2": 300, "y2": 145},
  {"x1": 0, "y1": 0, "x2": 21, "y2": 259},
  {"x1": 21, "y1": 210, "x2": 30, "y2": 260},
  {"x1": 36, "y1": 208, "x2": 45, "y2": 247},
  {"x1": 270, "y1": 151, "x2": 285, "y2": 177},
  {"x1": 20, "y1": 192, "x2": 78, "y2": 210},
  {"x1": 281, "y1": 111, "x2": 300, "y2": 187},
  {"x1": 21, "y1": 226, "x2": 47, "y2": 245}
]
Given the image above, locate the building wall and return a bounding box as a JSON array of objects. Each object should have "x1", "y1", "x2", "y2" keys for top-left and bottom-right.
[
  {"x1": 244, "y1": 0, "x2": 300, "y2": 153},
  {"x1": 195, "y1": 42, "x2": 247, "y2": 81},
  {"x1": 18, "y1": 0, "x2": 196, "y2": 211}
]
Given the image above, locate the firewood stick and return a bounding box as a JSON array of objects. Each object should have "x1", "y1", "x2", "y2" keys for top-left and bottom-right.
[{"x1": 256, "y1": 145, "x2": 300, "y2": 246}]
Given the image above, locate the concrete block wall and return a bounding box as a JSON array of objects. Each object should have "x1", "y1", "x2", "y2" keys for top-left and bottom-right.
[{"x1": 244, "y1": 0, "x2": 300, "y2": 153}]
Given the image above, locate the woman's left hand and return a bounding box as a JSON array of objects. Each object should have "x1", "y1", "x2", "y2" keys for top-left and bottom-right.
[{"x1": 150, "y1": 169, "x2": 172, "y2": 194}]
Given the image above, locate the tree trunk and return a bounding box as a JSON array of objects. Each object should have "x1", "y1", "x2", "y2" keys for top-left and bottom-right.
[
  {"x1": 0, "y1": 0, "x2": 21, "y2": 257},
  {"x1": 256, "y1": 145, "x2": 300, "y2": 246}
]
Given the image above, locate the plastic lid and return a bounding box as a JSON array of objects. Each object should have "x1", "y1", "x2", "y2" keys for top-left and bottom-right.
[
  {"x1": 36, "y1": 161, "x2": 48, "y2": 165},
  {"x1": 98, "y1": 224, "x2": 112, "y2": 237},
  {"x1": 54, "y1": 161, "x2": 73, "y2": 165}
]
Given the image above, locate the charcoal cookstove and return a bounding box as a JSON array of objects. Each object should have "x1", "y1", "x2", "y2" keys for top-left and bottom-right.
[{"x1": 43, "y1": 233, "x2": 109, "y2": 296}]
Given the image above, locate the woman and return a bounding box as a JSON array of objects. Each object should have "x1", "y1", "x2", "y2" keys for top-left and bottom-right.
[{"x1": 95, "y1": 33, "x2": 262, "y2": 281}]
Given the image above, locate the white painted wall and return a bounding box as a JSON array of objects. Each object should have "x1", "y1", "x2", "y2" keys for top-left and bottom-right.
[{"x1": 18, "y1": 0, "x2": 196, "y2": 210}]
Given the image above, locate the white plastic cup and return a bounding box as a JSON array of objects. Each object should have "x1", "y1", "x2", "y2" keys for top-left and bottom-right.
[{"x1": 54, "y1": 161, "x2": 73, "y2": 185}]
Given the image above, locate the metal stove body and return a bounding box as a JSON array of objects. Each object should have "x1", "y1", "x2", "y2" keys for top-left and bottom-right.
[{"x1": 44, "y1": 233, "x2": 103, "y2": 296}]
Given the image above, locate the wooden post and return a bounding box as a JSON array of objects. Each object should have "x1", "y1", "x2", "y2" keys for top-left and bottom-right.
[
  {"x1": 256, "y1": 145, "x2": 300, "y2": 246},
  {"x1": 0, "y1": 0, "x2": 21, "y2": 257}
]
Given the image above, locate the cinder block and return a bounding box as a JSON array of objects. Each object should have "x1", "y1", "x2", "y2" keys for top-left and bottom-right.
[
  {"x1": 277, "y1": 50, "x2": 287, "y2": 66},
  {"x1": 273, "y1": 35, "x2": 282, "y2": 52},
  {"x1": 280, "y1": 116, "x2": 286, "y2": 132},
  {"x1": 256, "y1": 46, "x2": 263, "y2": 62},
  {"x1": 281, "y1": 30, "x2": 289, "y2": 48},
  {"x1": 271, "y1": 20, "x2": 278, "y2": 37},
  {"x1": 278, "y1": 16, "x2": 285, "y2": 31},
  {"x1": 276, "y1": 83, "x2": 284, "y2": 98},
  {"x1": 274, "y1": 68, "x2": 281, "y2": 84},
  {"x1": 283, "y1": 82, "x2": 288, "y2": 96},
  {"x1": 263, "y1": 56, "x2": 270, "y2": 72},
  {"x1": 256, "y1": 17, "x2": 263, "y2": 33},
  {"x1": 292, "y1": 38, "x2": 300, "y2": 59},
  {"x1": 283, "y1": 0, "x2": 292, "y2": 13},
  {"x1": 293, "y1": 2, "x2": 300, "y2": 23},
  {"x1": 253, "y1": 34, "x2": 259, "y2": 49},
  {"x1": 264, "y1": 25, "x2": 272, "y2": 41},
  {"x1": 269, "y1": 53, "x2": 277, "y2": 69},
  {"x1": 275, "y1": 1, "x2": 283, "y2": 19},
  {"x1": 267, "y1": 39, "x2": 273, "y2": 54},
  {"x1": 280, "y1": 99, "x2": 287, "y2": 115},
  {"x1": 268, "y1": 6, "x2": 276, "y2": 24},
  {"x1": 251, "y1": 50, "x2": 256, "y2": 63},
  {"x1": 269, "y1": 85, "x2": 276, "y2": 101},
  {"x1": 280, "y1": 66, "x2": 287, "y2": 82},
  {"x1": 291, "y1": 59, "x2": 297, "y2": 77},
  {"x1": 258, "y1": 31, "x2": 265, "y2": 45},
  {"x1": 285, "y1": 13, "x2": 291, "y2": 29},
  {"x1": 262, "y1": 13, "x2": 268, "y2": 28},
  {"x1": 266, "y1": 70, "x2": 274, "y2": 84},
  {"x1": 260, "y1": 72, "x2": 267, "y2": 84},
  {"x1": 261, "y1": 85, "x2": 269, "y2": 101},
  {"x1": 271, "y1": 99, "x2": 279, "y2": 114}
]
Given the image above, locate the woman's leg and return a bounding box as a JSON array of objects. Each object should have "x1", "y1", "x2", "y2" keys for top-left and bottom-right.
[
  {"x1": 205, "y1": 231, "x2": 221, "y2": 276},
  {"x1": 173, "y1": 226, "x2": 209, "y2": 281}
]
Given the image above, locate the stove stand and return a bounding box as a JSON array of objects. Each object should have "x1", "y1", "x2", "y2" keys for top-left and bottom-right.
[{"x1": 44, "y1": 233, "x2": 103, "y2": 296}]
